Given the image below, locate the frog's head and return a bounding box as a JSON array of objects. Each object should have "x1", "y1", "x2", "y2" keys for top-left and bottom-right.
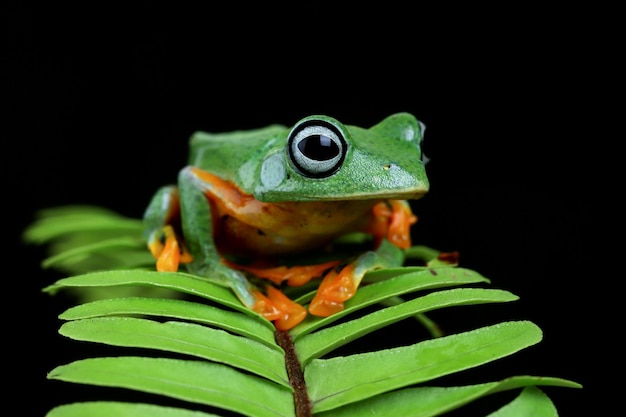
[{"x1": 254, "y1": 113, "x2": 429, "y2": 202}]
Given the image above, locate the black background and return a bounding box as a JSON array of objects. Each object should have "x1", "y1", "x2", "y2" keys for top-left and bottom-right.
[{"x1": 7, "y1": 4, "x2": 607, "y2": 416}]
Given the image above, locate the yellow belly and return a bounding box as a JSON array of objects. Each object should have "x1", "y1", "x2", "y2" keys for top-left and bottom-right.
[{"x1": 212, "y1": 199, "x2": 380, "y2": 256}]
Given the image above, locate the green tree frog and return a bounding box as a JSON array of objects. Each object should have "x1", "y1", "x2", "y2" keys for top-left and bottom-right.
[{"x1": 143, "y1": 113, "x2": 429, "y2": 330}]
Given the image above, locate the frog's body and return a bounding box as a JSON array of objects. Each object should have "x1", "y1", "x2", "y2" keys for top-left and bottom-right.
[
  {"x1": 144, "y1": 113, "x2": 429, "y2": 330},
  {"x1": 209, "y1": 193, "x2": 378, "y2": 257}
]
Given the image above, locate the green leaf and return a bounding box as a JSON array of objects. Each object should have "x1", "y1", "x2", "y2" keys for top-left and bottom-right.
[
  {"x1": 487, "y1": 386, "x2": 561, "y2": 417},
  {"x1": 43, "y1": 270, "x2": 273, "y2": 326},
  {"x1": 41, "y1": 237, "x2": 151, "y2": 269},
  {"x1": 306, "y1": 320, "x2": 543, "y2": 412},
  {"x1": 23, "y1": 205, "x2": 150, "y2": 275},
  {"x1": 59, "y1": 296, "x2": 277, "y2": 348},
  {"x1": 403, "y1": 245, "x2": 442, "y2": 263},
  {"x1": 290, "y1": 266, "x2": 490, "y2": 339},
  {"x1": 23, "y1": 205, "x2": 144, "y2": 245},
  {"x1": 27, "y1": 205, "x2": 582, "y2": 416},
  {"x1": 316, "y1": 376, "x2": 581, "y2": 417},
  {"x1": 59, "y1": 317, "x2": 290, "y2": 386},
  {"x1": 47, "y1": 401, "x2": 221, "y2": 417},
  {"x1": 48, "y1": 356, "x2": 295, "y2": 417},
  {"x1": 295, "y1": 288, "x2": 518, "y2": 364}
]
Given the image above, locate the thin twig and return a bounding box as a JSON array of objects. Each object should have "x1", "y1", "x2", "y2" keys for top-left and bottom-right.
[{"x1": 275, "y1": 329, "x2": 312, "y2": 417}]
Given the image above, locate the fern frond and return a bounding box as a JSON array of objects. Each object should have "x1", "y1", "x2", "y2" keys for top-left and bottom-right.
[{"x1": 26, "y1": 206, "x2": 582, "y2": 417}]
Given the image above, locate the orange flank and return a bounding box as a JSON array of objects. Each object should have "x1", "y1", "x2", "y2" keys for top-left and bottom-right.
[
  {"x1": 224, "y1": 259, "x2": 342, "y2": 286},
  {"x1": 308, "y1": 263, "x2": 358, "y2": 317},
  {"x1": 191, "y1": 167, "x2": 257, "y2": 209}
]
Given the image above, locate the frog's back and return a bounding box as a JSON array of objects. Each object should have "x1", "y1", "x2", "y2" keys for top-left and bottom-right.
[{"x1": 187, "y1": 124, "x2": 287, "y2": 186}]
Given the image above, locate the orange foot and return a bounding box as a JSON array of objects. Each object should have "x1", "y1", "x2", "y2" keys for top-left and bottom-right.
[
  {"x1": 148, "y1": 225, "x2": 193, "y2": 272},
  {"x1": 370, "y1": 200, "x2": 417, "y2": 249},
  {"x1": 251, "y1": 287, "x2": 307, "y2": 331},
  {"x1": 308, "y1": 264, "x2": 357, "y2": 317}
]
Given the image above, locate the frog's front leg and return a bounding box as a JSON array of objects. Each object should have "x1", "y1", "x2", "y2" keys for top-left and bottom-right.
[
  {"x1": 308, "y1": 238, "x2": 405, "y2": 316},
  {"x1": 308, "y1": 199, "x2": 416, "y2": 317},
  {"x1": 176, "y1": 166, "x2": 307, "y2": 330},
  {"x1": 143, "y1": 185, "x2": 193, "y2": 272}
]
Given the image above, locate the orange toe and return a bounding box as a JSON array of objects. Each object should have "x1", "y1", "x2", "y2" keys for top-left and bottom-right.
[
  {"x1": 156, "y1": 233, "x2": 181, "y2": 272},
  {"x1": 387, "y1": 200, "x2": 417, "y2": 249},
  {"x1": 368, "y1": 200, "x2": 417, "y2": 249},
  {"x1": 148, "y1": 238, "x2": 164, "y2": 259},
  {"x1": 308, "y1": 264, "x2": 357, "y2": 317},
  {"x1": 251, "y1": 288, "x2": 307, "y2": 330},
  {"x1": 266, "y1": 286, "x2": 307, "y2": 330},
  {"x1": 251, "y1": 291, "x2": 282, "y2": 322},
  {"x1": 308, "y1": 295, "x2": 345, "y2": 317},
  {"x1": 152, "y1": 225, "x2": 193, "y2": 272}
]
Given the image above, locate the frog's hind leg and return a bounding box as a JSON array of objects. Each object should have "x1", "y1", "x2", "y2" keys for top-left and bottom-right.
[
  {"x1": 177, "y1": 167, "x2": 257, "y2": 306},
  {"x1": 143, "y1": 185, "x2": 193, "y2": 273},
  {"x1": 308, "y1": 200, "x2": 413, "y2": 317},
  {"x1": 308, "y1": 239, "x2": 405, "y2": 316},
  {"x1": 177, "y1": 166, "x2": 306, "y2": 329}
]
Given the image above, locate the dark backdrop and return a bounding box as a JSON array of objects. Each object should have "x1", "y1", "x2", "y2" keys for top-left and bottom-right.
[{"x1": 7, "y1": 4, "x2": 600, "y2": 416}]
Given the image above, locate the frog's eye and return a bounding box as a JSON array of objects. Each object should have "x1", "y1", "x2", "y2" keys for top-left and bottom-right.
[{"x1": 288, "y1": 120, "x2": 347, "y2": 178}]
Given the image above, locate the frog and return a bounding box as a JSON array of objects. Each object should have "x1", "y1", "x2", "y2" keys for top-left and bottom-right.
[{"x1": 143, "y1": 112, "x2": 429, "y2": 330}]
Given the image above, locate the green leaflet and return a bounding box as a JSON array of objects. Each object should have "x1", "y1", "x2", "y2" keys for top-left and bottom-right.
[
  {"x1": 306, "y1": 321, "x2": 544, "y2": 412},
  {"x1": 487, "y1": 385, "x2": 562, "y2": 417},
  {"x1": 23, "y1": 205, "x2": 144, "y2": 245},
  {"x1": 23, "y1": 205, "x2": 150, "y2": 275},
  {"x1": 295, "y1": 288, "x2": 518, "y2": 364},
  {"x1": 47, "y1": 401, "x2": 221, "y2": 417},
  {"x1": 290, "y1": 266, "x2": 490, "y2": 339},
  {"x1": 315, "y1": 377, "x2": 581, "y2": 417},
  {"x1": 48, "y1": 357, "x2": 295, "y2": 417},
  {"x1": 59, "y1": 296, "x2": 277, "y2": 348},
  {"x1": 43, "y1": 269, "x2": 273, "y2": 326},
  {"x1": 41, "y1": 236, "x2": 152, "y2": 270},
  {"x1": 59, "y1": 317, "x2": 289, "y2": 386}
]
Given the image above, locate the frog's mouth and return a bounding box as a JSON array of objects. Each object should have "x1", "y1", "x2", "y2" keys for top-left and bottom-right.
[
  {"x1": 297, "y1": 187, "x2": 430, "y2": 202},
  {"x1": 255, "y1": 163, "x2": 429, "y2": 202}
]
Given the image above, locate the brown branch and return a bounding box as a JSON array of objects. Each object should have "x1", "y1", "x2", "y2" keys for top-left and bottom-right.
[{"x1": 275, "y1": 329, "x2": 312, "y2": 417}]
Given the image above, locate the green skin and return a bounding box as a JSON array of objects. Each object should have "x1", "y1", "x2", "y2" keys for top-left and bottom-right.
[{"x1": 143, "y1": 113, "x2": 429, "y2": 313}]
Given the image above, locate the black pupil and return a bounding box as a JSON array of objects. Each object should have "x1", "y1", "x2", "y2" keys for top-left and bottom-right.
[{"x1": 298, "y1": 134, "x2": 339, "y2": 161}]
